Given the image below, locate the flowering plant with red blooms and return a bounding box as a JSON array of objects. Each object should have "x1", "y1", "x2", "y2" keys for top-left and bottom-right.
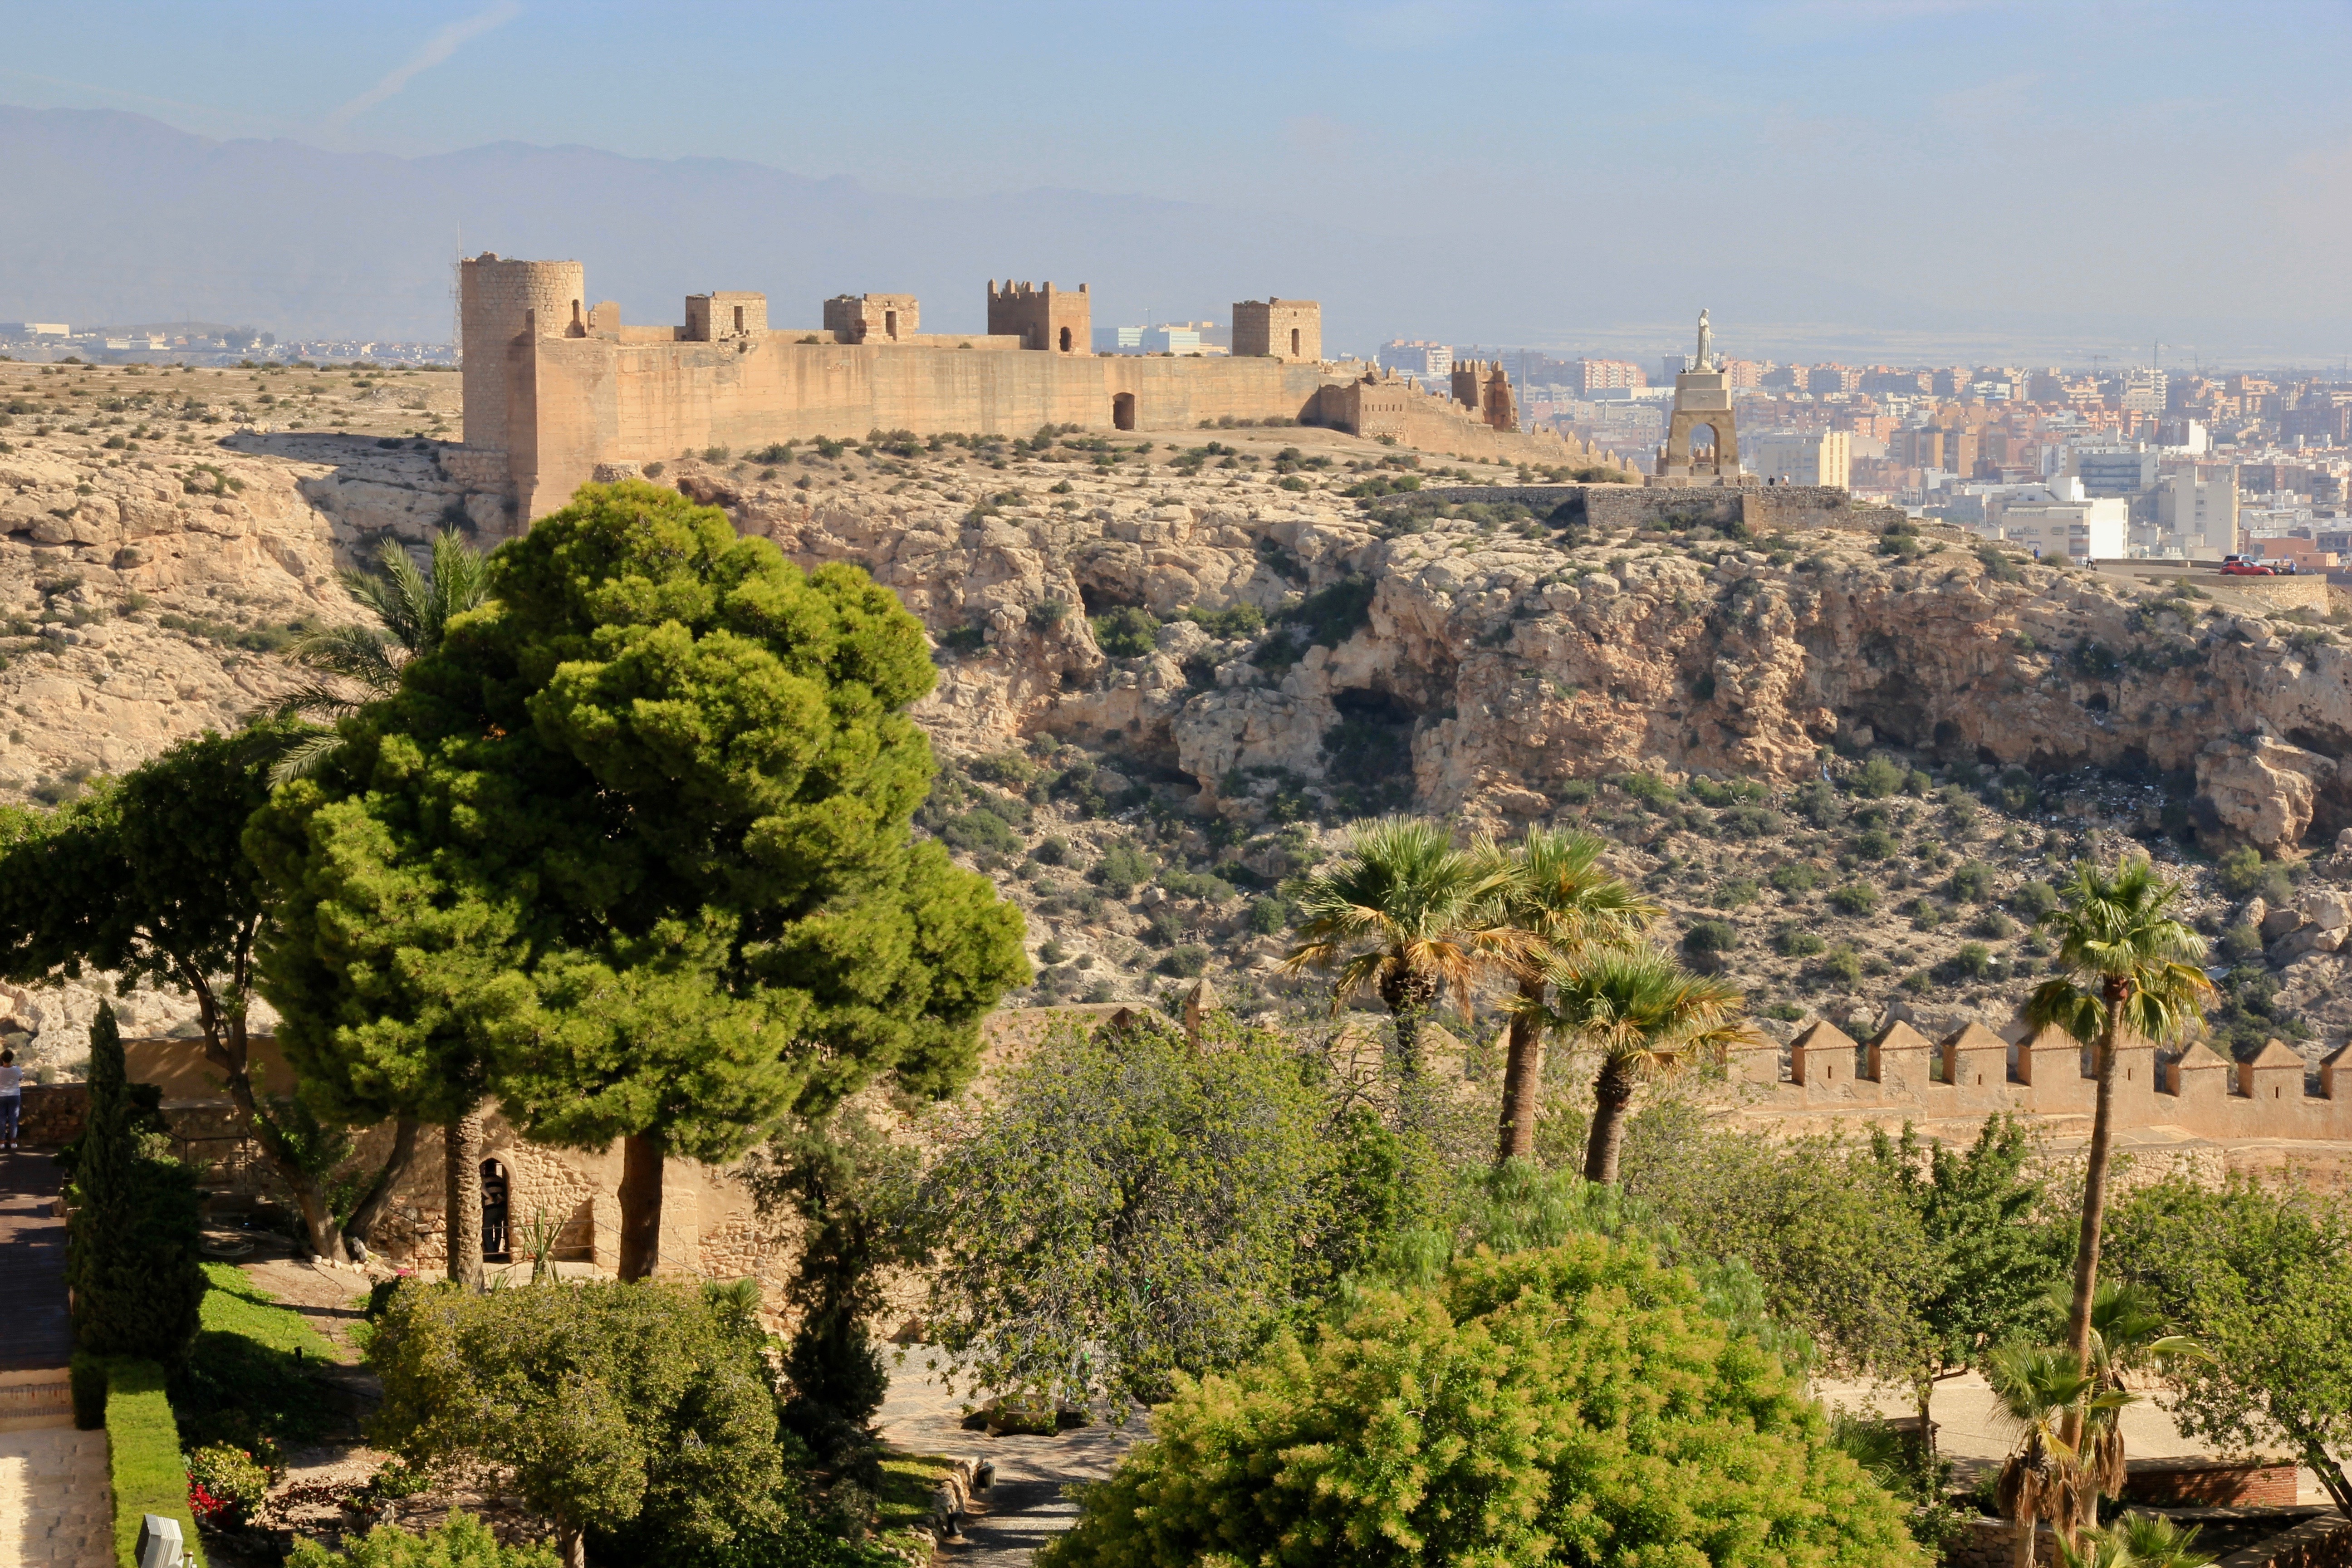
[{"x1": 186, "y1": 1443, "x2": 270, "y2": 1526}]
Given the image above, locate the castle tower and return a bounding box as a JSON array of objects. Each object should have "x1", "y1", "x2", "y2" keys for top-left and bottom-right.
[
  {"x1": 1233, "y1": 298, "x2": 1321, "y2": 362},
  {"x1": 987, "y1": 280, "x2": 1090, "y2": 353},
  {"x1": 459, "y1": 254, "x2": 586, "y2": 455},
  {"x1": 823, "y1": 293, "x2": 919, "y2": 343}
]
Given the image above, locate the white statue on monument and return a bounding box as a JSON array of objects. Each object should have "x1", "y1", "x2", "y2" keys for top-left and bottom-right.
[{"x1": 1693, "y1": 308, "x2": 1712, "y2": 373}]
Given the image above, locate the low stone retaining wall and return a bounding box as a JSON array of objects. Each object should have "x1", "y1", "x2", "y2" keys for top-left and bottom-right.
[{"x1": 2126, "y1": 1459, "x2": 2302, "y2": 1507}]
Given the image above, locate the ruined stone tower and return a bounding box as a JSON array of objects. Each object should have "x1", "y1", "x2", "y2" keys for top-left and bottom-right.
[
  {"x1": 1232, "y1": 299, "x2": 1321, "y2": 363},
  {"x1": 823, "y1": 294, "x2": 919, "y2": 343},
  {"x1": 987, "y1": 280, "x2": 1090, "y2": 353},
  {"x1": 458, "y1": 254, "x2": 585, "y2": 460}
]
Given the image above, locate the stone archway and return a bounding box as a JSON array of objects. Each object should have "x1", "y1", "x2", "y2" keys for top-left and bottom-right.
[{"x1": 1112, "y1": 392, "x2": 1136, "y2": 431}]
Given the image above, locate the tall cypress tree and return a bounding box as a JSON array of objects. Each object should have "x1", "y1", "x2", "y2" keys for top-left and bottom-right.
[{"x1": 66, "y1": 1004, "x2": 204, "y2": 1361}]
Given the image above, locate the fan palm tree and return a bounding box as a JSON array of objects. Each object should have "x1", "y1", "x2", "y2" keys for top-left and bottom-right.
[
  {"x1": 2116, "y1": 1513, "x2": 2215, "y2": 1568},
  {"x1": 2025, "y1": 857, "x2": 2213, "y2": 1367},
  {"x1": 1991, "y1": 1341, "x2": 2122, "y2": 1567},
  {"x1": 268, "y1": 528, "x2": 492, "y2": 1283},
  {"x1": 1470, "y1": 827, "x2": 1659, "y2": 1165},
  {"x1": 2048, "y1": 1280, "x2": 2209, "y2": 1502},
  {"x1": 1524, "y1": 946, "x2": 1751, "y2": 1183},
  {"x1": 1281, "y1": 817, "x2": 1510, "y2": 1087},
  {"x1": 267, "y1": 529, "x2": 491, "y2": 785}
]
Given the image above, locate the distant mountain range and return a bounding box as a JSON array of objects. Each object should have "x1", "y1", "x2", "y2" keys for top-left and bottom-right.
[{"x1": 0, "y1": 106, "x2": 2339, "y2": 365}]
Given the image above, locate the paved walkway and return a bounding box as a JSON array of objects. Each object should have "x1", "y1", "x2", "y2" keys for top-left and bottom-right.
[
  {"x1": 0, "y1": 1427, "x2": 112, "y2": 1566},
  {"x1": 0, "y1": 1152, "x2": 73, "y2": 1372},
  {"x1": 0, "y1": 1153, "x2": 111, "y2": 1565},
  {"x1": 877, "y1": 1348, "x2": 1151, "y2": 1567}
]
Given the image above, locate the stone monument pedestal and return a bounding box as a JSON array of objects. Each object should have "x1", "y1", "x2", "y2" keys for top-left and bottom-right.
[{"x1": 1650, "y1": 368, "x2": 1750, "y2": 487}]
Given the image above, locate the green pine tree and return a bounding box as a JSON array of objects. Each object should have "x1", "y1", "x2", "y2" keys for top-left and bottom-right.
[{"x1": 65, "y1": 1003, "x2": 203, "y2": 1361}]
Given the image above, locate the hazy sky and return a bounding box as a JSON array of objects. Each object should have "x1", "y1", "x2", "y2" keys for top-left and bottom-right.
[{"x1": 7, "y1": 0, "x2": 2352, "y2": 360}]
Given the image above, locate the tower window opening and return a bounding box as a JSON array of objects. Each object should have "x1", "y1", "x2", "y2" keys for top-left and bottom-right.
[
  {"x1": 1059, "y1": 326, "x2": 1073, "y2": 352},
  {"x1": 886, "y1": 310, "x2": 898, "y2": 338},
  {"x1": 733, "y1": 305, "x2": 745, "y2": 333},
  {"x1": 1290, "y1": 327, "x2": 1301, "y2": 357}
]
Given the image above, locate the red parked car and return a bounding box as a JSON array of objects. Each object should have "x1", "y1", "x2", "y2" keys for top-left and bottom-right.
[{"x1": 2219, "y1": 557, "x2": 2274, "y2": 575}]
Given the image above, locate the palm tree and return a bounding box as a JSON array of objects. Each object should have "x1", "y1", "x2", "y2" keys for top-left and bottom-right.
[
  {"x1": 268, "y1": 529, "x2": 491, "y2": 785},
  {"x1": 2050, "y1": 1280, "x2": 2208, "y2": 1503},
  {"x1": 1282, "y1": 817, "x2": 1508, "y2": 1088},
  {"x1": 1991, "y1": 1341, "x2": 2121, "y2": 1567},
  {"x1": 270, "y1": 527, "x2": 493, "y2": 1285},
  {"x1": 2116, "y1": 1513, "x2": 2215, "y2": 1568},
  {"x1": 1525, "y1": 947, "x2": 1750, "y2": 1183},
  {"x1": 1470, "y1": 827, "x2": 1658, "y2": 1165},
  {"x1": 2026, "y1": 858, "x2": 2213, "y2": 1367},
  {"x1": 2059, "y1": 1514, "x2": 2215, "y2": 1568}
]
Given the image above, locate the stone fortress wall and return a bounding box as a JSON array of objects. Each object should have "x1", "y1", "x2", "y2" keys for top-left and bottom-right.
[
  {"x1": 1734, "y1": 1015, "x2": 2352, "y2": 1145},
  {"x1": 457, "y1": 255, "x2": 1601, "y2": 521}
]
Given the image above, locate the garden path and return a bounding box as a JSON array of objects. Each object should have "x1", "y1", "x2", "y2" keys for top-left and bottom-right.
[
  {"x1": 0, "y1": 1152, "x2": 72, "y2": 1373},
  {"x1": 0, "y1": 1154, "x2": 106, "y2": 1567},
  {"x1": 877, "y1": 1348, "x2": 1152, "y2": 1566},
  {"x1": 0, "y1": 1426, "x2": 112, "y2": 1567}
]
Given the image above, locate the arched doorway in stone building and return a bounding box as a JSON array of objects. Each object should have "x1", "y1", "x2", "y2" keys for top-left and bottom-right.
[
  {"x1": 1059, "y1": 326, "x2": 1073, "y2": 352},
  {"x1": 480, "y1": 1159, "x2": 511, "y2": 1262},
  {"x1": 1112, "y1": 392, "x2": 1136, "y2": 431}
]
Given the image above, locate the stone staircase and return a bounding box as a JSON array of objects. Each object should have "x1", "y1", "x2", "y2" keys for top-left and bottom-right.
[{"x1": 0, "y1": 1370, "x2": 73, "y2": 1431}]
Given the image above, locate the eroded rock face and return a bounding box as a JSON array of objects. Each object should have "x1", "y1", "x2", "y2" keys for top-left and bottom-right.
[{"x1": 703, "y1": 450, "x2": 2352, "y2": 850}]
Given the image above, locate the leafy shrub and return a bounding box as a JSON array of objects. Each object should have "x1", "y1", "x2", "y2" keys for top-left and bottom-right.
[
  {"x1": 1555, "y1": 779, "x2": 1596, "y2": 806},
  {"x1": 939, "y1": 808, "x2": 1019, "y2": 857},
  {"x1": 1790, "y1": 779, "x2": 1843, "y2": 827},
  {"x1": 1950, "y1": 942, "x2": 1997, "y2": 980},
  {"x1": 1183, "y1": 603, "x2": 1266, "y2": 640},
  {"x1": 1948, "y1": 862, "x2": 1994, "y2": 902},
  {"x1": 1615, "y1": 772, "x2": 1675, "y2": 808},
  {"x1": 1905, "y1": 897, "x2": 1944, "y2": 932},
  {"x1": 1769, "y1": 863, "x2": 1823, "y2": 895},
  {"x1": 1937, "y1": 786, "x2": 1980, "y2": 832},
  {"x1": 965, "y1": 753, "x2": 1039, "y2": 789},
  {"x1": 1715, "y1": 877, "x2": 1759, "y2": 909},
  {"x1": 1160, "y1": 869, "x2": 1238, "y2": 902},
  {"x1": 1775, "y1": 927, "x2": 1826, "y2": 958},
  {"x1": 1156, "y1": 945, "x2": 1210, "y2": 977},
  {"x1": 370, "y1": 1280, "x2": 832, "y2": 1568},
  {"x1": 1847, "y1": 756, "x2": 1906, "y2": 799},
  {"x1": 1971, "y1": 910, "x2": 2017, "y2": 940},
  {"x1": 2219, "y1": 923, "x2": 2264, "y2": 962},
  {"x1": 922, "y1": 1015, "x2": 1412, "y2": 1412},
  {"x1": 1091, "y1": 606, "x2": 1159, "y2": 658},
  {"x1": 288, "y1": 1513, "x2": 561, "y2": 1568},
  {"x1": 1039, "y1": 1239, "x2": 1918, "y2": 1568},
  {"x1": 1033, "y1": 835, "x2": 1069, "y2": 866},
  {"x1": 1827, "y1": 883, "x2": 1878, "y2": 916},
  {"x1": 1094, "y1": 839, "x2": 1155, "y2": 894},
  {"x1": 1851, "y1": 827, "x2": 1898, "y2": 860},
  {"x1": 1815, "y1": 946, "x2": 1864, "y2": 985},
  {"x1": 1719, "y1": 804, "x2": 1788, "y2": 838},
  {"x1": 188, "y1": 1441, "x2": 270, "y2": 1526},
  {"x1": 2012, "y1": 880, "x2": 2061, "y2": 920},
  {"x1": 1681, "y1": 919, "x2": 1739, "y2": 956},
  {"x1": 1027, "y1": 600, "x2": 1071, "y2": 631},
  {"x1": 1037, "y1": 940, "x2": 1071, "y2": 966},
  {"x1": 2216, "y1": 846, "x2": 2267, "y2": 899},
  {"x1": 1246, "y1": 897, "x2": 1291, "y2": 935},
  {"x1": 1281, "y1": 575, "x2": 1377, "y2": 648}
]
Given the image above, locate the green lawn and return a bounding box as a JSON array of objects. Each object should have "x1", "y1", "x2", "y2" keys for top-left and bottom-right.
[
  {"x1": 875, "y1": 1451, "x2": 964, "y2": 1534},
  {"x1": 172, "y1": 1262, "x2": 339, "y2": 1449}
]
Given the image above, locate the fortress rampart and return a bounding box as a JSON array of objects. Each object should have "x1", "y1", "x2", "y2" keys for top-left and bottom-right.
[
  {"x1": 1737, "y1": 1017, "x2": 2352, "y2": 1144},
  {"x1": 457, "y1": 255, "x2": 1600, "y2": 521}
]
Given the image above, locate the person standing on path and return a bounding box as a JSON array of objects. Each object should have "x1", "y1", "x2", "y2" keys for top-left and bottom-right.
[{"x1": 0, "y1": 1049, "x2": 19, "y2": 1150}]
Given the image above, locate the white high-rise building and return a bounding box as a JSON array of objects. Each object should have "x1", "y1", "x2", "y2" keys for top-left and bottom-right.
[
  {"x1": 2157, "y1": 466, "x2": 2239, "y2": 559},
  {"x1": 1744, "y1": 430, "x2": 1851, "y2": 488}
]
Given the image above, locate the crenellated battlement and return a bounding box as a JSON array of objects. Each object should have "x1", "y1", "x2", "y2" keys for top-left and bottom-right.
[{"x1": 1732, "y1": 1015, "x2": 2352, "y2": 1145}]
